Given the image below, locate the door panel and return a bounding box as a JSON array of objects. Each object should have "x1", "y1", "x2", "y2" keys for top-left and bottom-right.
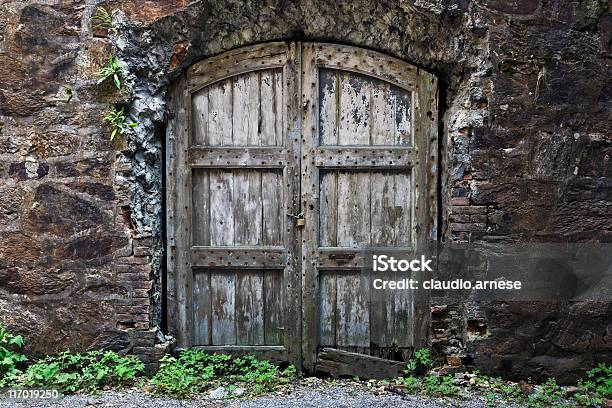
[
  {"x1": 192, "y1": 269, "x2": 284, "y2": 347},
  {"x1": 191, "y1": 168, "x2": 283, "y2": 247},
  {"x1": 318, "y1": 69, "x2": 412, "y2": 146},
  {"x1": 167, "y1": 43, "x2": 302, "y2": 368},
  {"x1": 319, "y1": 170, "x2": 412, "y2": 247},
  {"x1": 301, "y1": 43, "x2": 437, "y2": 374},
  {"x1": 167, "y1": 42, "x2": 437, "y2": 375}
]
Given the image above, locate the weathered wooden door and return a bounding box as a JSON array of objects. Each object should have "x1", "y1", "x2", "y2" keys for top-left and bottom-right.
[
  {"x1": 300, "y1": 44, "x2": 437, "y2": 377},
  {"x1": 166, "y1": 43, "x2": 302, "y2": 368},
  {"x1": 167, "y1": 42, "x2": 437, "y2": 375}
]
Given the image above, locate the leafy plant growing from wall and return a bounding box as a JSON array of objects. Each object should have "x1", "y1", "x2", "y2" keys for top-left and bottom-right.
[
  {"x1": 103, "y1": 106, "x2": 139, "y2": 141},
  {"x1": 0, "y1": 323, "x2": 26, "y2": 387},
  {"x1": 97, "y1": 55, "x2": 123, "y2": 90},
  {"x1": 91, "y1": 7, "x2": 116, "y2": 33}
]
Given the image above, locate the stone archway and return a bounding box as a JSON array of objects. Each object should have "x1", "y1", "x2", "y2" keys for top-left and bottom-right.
[{"x1": 110, "y1": 0, "x2": 491, "y2": 372}]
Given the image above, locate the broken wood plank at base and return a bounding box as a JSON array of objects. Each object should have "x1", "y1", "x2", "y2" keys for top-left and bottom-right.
[{"x1": 316, "y1": 348, "x2": 406, "y2": 379}]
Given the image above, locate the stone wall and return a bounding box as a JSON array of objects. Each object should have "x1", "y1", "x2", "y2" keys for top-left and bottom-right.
[{"x1": 0, "y1": 0, "x2": 609, "y2": 381}]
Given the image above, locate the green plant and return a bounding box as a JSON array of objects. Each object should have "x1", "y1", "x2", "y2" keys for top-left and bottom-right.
[
  {"x1": 103, "y1": 106, "x2": 138, "y2": 140},
  {"x1": 527, "y1": 377, "x2": 564, "y2": 407},
  {"x1": 97, "y1": 55, "x2": 123, "y2": 90},
  {"x1": 423, "y1": 374, "x2": 459, "y2": 397},
  {"x1": 151, "y1": 350, "x2": 297, "y2": 399},
  {"x1": 0, "y1": 323, "x2": 26, "y2": 387},
  {"x1": 91, "y1": 7, "x2": 116, "y2": 33},
  {"x1": 19, "y1": 350, "x2": 144, "y2": 394},
  {"x1": 63, "y1": 86, "x2": 73, "y2": 102},
  {"x1": 574, "y1": 364, "x2": 612, "y2": 407},
  {"x1": 399, "y1": 375, "x2": 420, "y2": 393},
  {"x1": 405, "y1": 348, "x2": 434, "y2": 375}
]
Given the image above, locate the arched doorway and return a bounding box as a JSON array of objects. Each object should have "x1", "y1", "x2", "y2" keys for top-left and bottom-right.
[{"x1": 166, "y1": 42, "x2": 438, "y2": 376}]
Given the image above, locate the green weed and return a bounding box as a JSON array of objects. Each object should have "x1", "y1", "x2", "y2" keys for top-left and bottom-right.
[
  {"x1": 14, "y1": 350, "x2": 143, "y2": 393},
  {"x1": 405, "y1": 348, "x2": 434, "y2": 375},
  {"x1": 103, "y1": 106, "x2": 138, "y2": 140},
  {"x1": 574, "y1": 363, "x2": 612, "y2": 407},
  {"x1": 423, "y1": 374, "x2": 460, "y2": 397},
  {"x1": 0, "y1": 323, "x2": 26, "y2": 387},
  {"x1": 91, "y1": 7, "x2": 116, "y2": 33},
  {"x1": 151, "y1": 350, "x2": 297, "y2": 399},
  {"x1": 97, "y1": 55, "x2": 123, "y2": 90}
]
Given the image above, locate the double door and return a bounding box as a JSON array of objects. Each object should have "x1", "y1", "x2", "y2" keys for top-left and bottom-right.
[{"x1": 166, "y1": 42, "x2": 437, "y2": 375}]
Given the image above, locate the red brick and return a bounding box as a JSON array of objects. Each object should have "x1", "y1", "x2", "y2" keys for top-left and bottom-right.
[
  {"x1": 132, "y1": 297, "x2": 151, "y2": 306},
  {"x1": 133, "y1": 246, "x2": 151, "y2": 257},
  {"x1": 450, "y1": 214, "x2": 469, "y2": 223},
  {"x1": 451, "y1": 205, "x2": 486, "y2": 215},
  {"x1": 450, "y1": 197, "x2": 469, "y2": 205},
  {"x1": 451, "y1": 223, "x2": 486, "y2": 232},
  {"x1": 133, "y1": 288, "x2": 151, "y2": 298},
  {"x1": 131, "y1": 280, "x2": 153, "y2": 290},
  {"x1": 470, "y1": 214, "x2": 487, "y2": 223},
  {"x1": 117, "y1": 256, "x2": 151, "y2": 265}
]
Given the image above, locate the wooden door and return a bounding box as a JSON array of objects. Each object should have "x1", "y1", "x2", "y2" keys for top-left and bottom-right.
[
  {"x1": 167, "y1": 42, "x2": 437, "y2": 376},
  {"x1": 166, "y1": 43, "x2": 302, "y2": 367},
  {"x1": 300, "y1": 44, "x2": 438, "y2": 377}
]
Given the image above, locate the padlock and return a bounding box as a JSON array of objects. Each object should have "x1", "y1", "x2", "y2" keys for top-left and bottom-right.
[{"x1": 296, "y1": 217, "x2": 305, "y2": 227}]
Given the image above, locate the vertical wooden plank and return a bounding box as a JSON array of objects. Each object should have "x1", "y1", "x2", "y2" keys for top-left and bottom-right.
[
  {"x1": 336, "y1": 171, "x2": 370, "y2": 247},
  {"x1": 165, "y1": 75, "x2": 182, "y2": 342},
  {"x1": 233, "y1": 73, "x2": 260, "y2": 145},
  {"x1": 394, "y1": 87, "x2": 412, "y2": 146},
  {"x1": 211, "y1": 272, "x2": 236, "y2": 345},
  {"x1": 336, "y1": 272, "x2": 370, "y2": 348},
  {"x1": 192, "y1": 170, "x2": 210, "y2": 246},
  {"x1": 412, "y1": 69, "x2": 438, "y2": 350},
  {"x1": 370, "y1": 84, "x2": 396, "y2": 145},
  {"x1": 232, "y1": 170, "x2": 248, "y2": 245},
  {"x1": 394, "y1": 172, "x2": 412, "y2": 246},
  {"x1": 370, "y1": 172, "x2": 394, "y2": 246},
  {"x1": 338, "y1": 72, "x2": 370, "y2": 145},
  {"x1": 260, "y1": 70, "x2": 278, "y2": 146},
  {"x1": 285, "y1": 42, "x2": 303, "y2": 371},
  {"x1": 262, "y1": 171, "x2": 282, "y2": 246},
  {"x1": 191, "y1": 88, "x2": 209, "y2": 145},
  {"x1": 233, "y1": 170, "x2": 262, "y2": 246},
  {"x1": 393, "y1": 267, "x2": 413, "y2": 347},
  {"x1": 236, "y1": 271, "x2": 264, "y2": 345},
  {"x1": 210, "y1": 169, "x2": 234, "y2": 246},
  {"x1": 300, "y1": 42, "x2": 318, "y2": 371},
  {"x1": 353, "y1": 172, "x2": 370, "y2": 246},
  {"x1": 370, "y1": 265, "x2": 394, "y2": 349},
  {"x1": 319, "y1": 271, "x2": 337, "y2": 346},
  {"x1": 264, "y1": 270, "x2": 283, "y2": 345},
  {"x1": 193, "y1": 271, "x2": 211, "y2": 345},
  {"x1": 336, "y1": 171, "x2": 351, "y2": 246},
  {"x1": 319, "y1": 69, "x2": 338, "y2": 146},
  {"x1": 208, "y1": 79, "x2": 233, "y2": 145},
  {"x1": 248, "y1": 170, "x2": 263, "y2": 245},
  {"x1": 274, "y1": 69, "x2": 284, "y2": 146},
  {"x1": 319, "y1": 171, "x2": 338, "y2": 247},
  {"x1": 176, "y1": 76, "x2": 195, "y2": 346}
]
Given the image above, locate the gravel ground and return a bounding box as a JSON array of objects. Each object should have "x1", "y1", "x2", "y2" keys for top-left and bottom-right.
[{"x1": 0, "y1": 379, "x2": 516, "y2": 408}]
